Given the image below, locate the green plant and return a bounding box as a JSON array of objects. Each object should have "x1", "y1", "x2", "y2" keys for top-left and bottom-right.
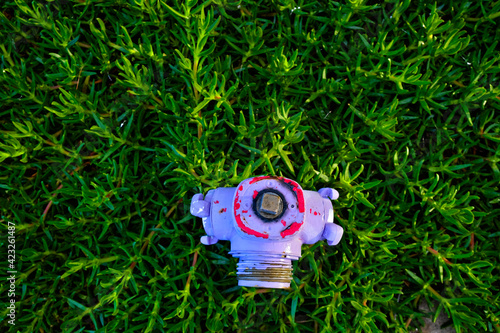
[{"x1": 0, "y1": 0, "x2": 499, "y2": 332}]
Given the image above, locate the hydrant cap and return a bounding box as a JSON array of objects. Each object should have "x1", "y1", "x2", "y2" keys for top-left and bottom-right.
[{"x1": 233, "y1": 176, "x2": 306, "y2": 240}]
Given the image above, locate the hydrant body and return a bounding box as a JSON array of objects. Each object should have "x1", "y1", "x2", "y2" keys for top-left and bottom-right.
[{"x1": 190, "y1": 176, "x2": 343, "y2": 289}]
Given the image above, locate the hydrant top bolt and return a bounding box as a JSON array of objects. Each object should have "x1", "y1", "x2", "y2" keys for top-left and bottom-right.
[{"x1": 256, "y1": 192, "x2": 283, "y2": 219}]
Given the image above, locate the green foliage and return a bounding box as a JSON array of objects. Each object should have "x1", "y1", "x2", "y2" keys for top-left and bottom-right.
[{"x1": 0, "y1": 0, "x2": 499, "y2": 332}]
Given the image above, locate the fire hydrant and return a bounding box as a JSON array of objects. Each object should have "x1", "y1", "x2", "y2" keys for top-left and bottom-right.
[{"x1": 190, "y1": 176, "x2": 343, "y2": 289}]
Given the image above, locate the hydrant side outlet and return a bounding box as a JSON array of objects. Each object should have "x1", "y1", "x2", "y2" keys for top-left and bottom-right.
[{"x1": 190, "y1": 176, "x2": 343, "y2": 289}]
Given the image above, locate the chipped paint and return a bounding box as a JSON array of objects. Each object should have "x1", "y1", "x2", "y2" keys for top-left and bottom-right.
[
  {"x1": 235, "y1": 214, "x2": 269, "y2": 239},
  {"x1": 280, "y1": 222, "x2": 303, "y2": 238},
  {"x1": 292, "y1": 187, "x2": 305, "y2": 212},
  {"x1": 249, "y1": 175, "x2": 270, "y2": 184}
]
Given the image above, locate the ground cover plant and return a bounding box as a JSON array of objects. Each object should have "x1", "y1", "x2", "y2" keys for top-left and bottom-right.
[{"x1": 0, "y1": 0, "x2": 499, "y2": 332}]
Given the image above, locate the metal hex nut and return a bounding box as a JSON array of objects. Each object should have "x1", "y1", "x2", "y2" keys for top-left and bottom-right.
[{"x1": 256, "y1": 192, "x2": 284, "y2": 219}]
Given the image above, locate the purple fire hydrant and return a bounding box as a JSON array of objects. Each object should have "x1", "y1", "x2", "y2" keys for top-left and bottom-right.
[{"x1": 190, "y1": 176, "x2": 343, "y2": 289}]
